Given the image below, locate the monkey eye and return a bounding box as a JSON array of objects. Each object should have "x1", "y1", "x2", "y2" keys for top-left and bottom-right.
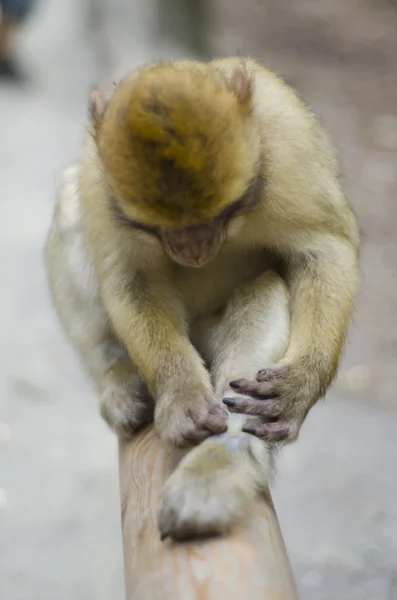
[
  {"x1": 218, "y1": 199, "x2": 244, "y2": 222},
  {"x1": 126, "y1": 220, "x2": 158, "y2": 235},
  {"x1": 219, "y1": 175, "x2": 262, "y2": 222},
  {"x1": 110, "y1": 197, "x2": 159, "y2": 236}
]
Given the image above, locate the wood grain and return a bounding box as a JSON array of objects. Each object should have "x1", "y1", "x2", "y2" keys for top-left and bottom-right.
[{"x1": 119, "y1": 425, "x2": 299, "y2": 600}]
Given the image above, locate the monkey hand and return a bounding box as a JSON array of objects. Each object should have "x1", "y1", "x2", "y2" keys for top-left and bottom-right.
[
  {"x1": 223, "y1": 363, "x2": 315, "y2": 443},
  {"x1": 155, "y1": 392, "x2": 228, "y2": 448},
  {"x1": 100, "y1": 375, "x2": 154, "y2": 439}
]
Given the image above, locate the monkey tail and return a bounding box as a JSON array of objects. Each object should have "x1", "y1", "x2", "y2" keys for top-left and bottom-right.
[{"x1": 158, "y1": 422, "x2": 270, "y2": 540}]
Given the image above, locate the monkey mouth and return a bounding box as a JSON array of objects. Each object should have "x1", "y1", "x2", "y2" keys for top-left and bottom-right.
[{"x1": 161, "y1": 225, "x2": 226, "y2": 267}]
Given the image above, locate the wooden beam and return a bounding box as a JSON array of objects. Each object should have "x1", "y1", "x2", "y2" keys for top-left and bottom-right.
[{"x1": 119, "y1": 425, "x2": 299, "y2": 600}]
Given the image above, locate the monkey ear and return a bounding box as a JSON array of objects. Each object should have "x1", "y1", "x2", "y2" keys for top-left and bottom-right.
[
  {"x1": 89, "y1": 90, "x2": 108, "y2": 134},
  {"x1": 231, "y1": 63, "x2": 252, "y2": 104}
]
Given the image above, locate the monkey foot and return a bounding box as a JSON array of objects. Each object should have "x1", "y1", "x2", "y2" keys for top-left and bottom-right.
[
  {"x1": 100, "y1": 381, "x2": 154, "y2": 439},
  {"x1": 158, "y1": 448, "x2": 253, "y2": 540}
]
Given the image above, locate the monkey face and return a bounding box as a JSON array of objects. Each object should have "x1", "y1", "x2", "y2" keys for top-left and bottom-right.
[
  {"x1": 111, "y1": 171, "x2": 263, "y2": 267},
  {"x1": 111, "y1": 196, "x2": 228, "y2": 267},
  {"x1": 160, "y1": 223, "x2": 226, "y2": 267},
  {"x1": 158, "y1": 174, "x2": 262, "y2": 267}
]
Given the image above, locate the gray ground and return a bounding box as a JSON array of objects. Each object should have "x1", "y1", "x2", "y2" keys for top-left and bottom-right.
[{"x1": 1, "y1": 1, "x2": 397, "y2": 599}]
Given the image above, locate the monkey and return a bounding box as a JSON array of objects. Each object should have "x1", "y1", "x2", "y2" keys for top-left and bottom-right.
[{"x1": 44, "y1": 57, "x2": 359, "y2": 540}]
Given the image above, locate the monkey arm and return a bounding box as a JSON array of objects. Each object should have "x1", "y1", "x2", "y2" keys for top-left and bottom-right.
[
  {"x1": 99, "y1": 267, "x2": 227, "y2": 446},
  {"x1": 229, "y1": 234, "x2": 359, "y2": 441},
  {"x1": 284, "y1": 235, "x2": 358, "y2": 391},
  {"x1": 101, "y1": 270, "x2": 211, "y2": 399},
  {"x1": 274, "y1": 234, "x2": 359, "y2": 431}
]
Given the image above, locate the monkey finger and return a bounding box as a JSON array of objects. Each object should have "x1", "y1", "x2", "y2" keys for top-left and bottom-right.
[
  {"x1": 223, "y1": 396, "x2": 282, "y2": 417},
  {"x1": 242, "y1": 420, "x2": 290, "y2": 442},
  {"x1": 165, "y1": 414, "x2": 211, "y2": 447},
  {"x1": 197, "y1": 407, "x2": 228, "y2": 433},
  {"x1": 229, "y1": 379, "x2": 278, "y2": 398},
  {"x1": 256, "y1": 364, "x2": 289, "y2": 382},
  {"x1": 183, "y1": 428, "x2": 214, "y2": 445},
  {"x1": 209, "y1": 404, "x2": 229, "y2": 420}
]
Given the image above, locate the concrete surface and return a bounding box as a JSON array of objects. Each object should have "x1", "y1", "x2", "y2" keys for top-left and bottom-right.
[
  {"x1": 0, "y1": 3, "x2": 123, "y2": 599},
  {"x1": 1, "y1": 1, "x2": 397, "y2": 599}
]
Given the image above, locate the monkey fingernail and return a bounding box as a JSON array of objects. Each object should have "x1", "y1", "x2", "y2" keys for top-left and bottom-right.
[
  {"x1": 229, "y1": 380, "x2": 244, "y2": 389},
  {"x1": 223, "y1": 397, "x2": 236, "y2": 407},
  {"x1": 257, "y1": 366, "x2": 288, "y2": 382},
  {"x1": 242, "y1": 427, "x2": 257, "y2": 436},
  {"x1": 257, "y1": 370, "x2": 271, "y2": 381},
  {"x1": 257, "y1": 369, "x2": 277, "y2": 382}
]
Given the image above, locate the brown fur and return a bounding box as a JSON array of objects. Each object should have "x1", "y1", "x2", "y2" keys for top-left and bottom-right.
[{"x1": 95, "y1": 63, "x2": 260, "y2": 228}]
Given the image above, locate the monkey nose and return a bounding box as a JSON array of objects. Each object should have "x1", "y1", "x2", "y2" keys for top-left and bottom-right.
[
  {"x1": 176, "y1": 244, "x2": 212, "y2": 267},
  {"x1": 163, "y1": 225, "x2": 226, "y2": 267}
]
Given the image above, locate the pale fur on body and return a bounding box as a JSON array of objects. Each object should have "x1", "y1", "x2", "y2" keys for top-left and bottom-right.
[{"x1": 45, "y1": 57, "x2": 359, "y2": 539}]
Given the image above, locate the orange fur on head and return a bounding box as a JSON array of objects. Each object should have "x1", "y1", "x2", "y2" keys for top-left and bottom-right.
[{"x1": 95, "y1": 63, "x2": 259, "y2": 229}]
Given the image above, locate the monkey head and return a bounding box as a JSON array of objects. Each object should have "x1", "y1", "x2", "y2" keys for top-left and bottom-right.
[{"x1": 90, "y1": 62, "x2": 262, "y2": 267}]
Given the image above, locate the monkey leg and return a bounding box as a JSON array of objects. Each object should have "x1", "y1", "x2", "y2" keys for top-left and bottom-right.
[
  {"x1": 44, "y1": 165, "x2": 154, "y2": 438},
  {"x1": 200, "y1": 270, "x2": 290, "y2": 406},
  {"x1": 158, "y1": 270, "x2": 290, "y2": 540}
]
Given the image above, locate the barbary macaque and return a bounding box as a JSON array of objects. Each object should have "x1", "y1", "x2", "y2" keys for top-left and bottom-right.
[{"x1": 45, "y1": 57, "x2": 359, "y2": 539}]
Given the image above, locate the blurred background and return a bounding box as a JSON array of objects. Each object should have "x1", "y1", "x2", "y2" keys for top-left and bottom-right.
[{"x1": 1, "y1": 0, "x2": 397, "y2": 598}]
